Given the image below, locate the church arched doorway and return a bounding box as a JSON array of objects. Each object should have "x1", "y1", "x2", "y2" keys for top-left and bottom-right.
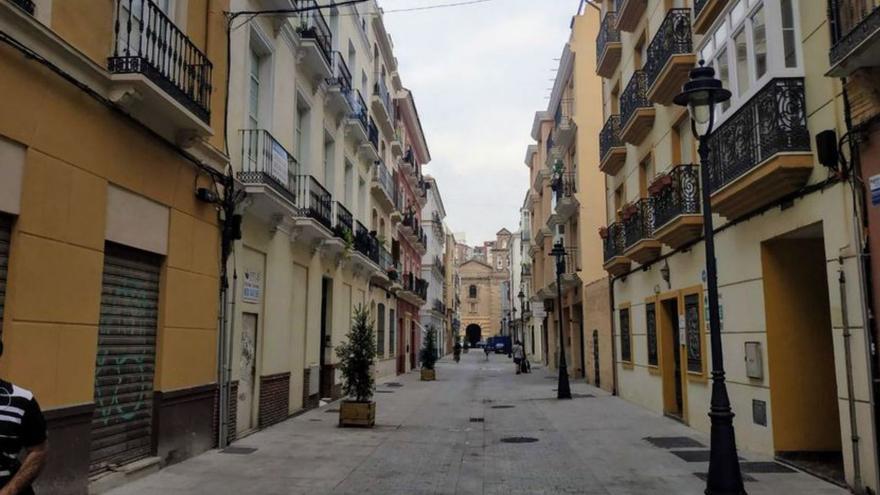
[{"x1": 465, "y1": 324, "x2": 482, "y2": 347}]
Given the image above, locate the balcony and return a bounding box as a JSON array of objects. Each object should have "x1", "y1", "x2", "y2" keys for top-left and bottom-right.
[
  {"x1": 551, "y1": 171, "x2": 579, "y2": 225},
  {"x1": 294, "y1": 2, "x2": 333, "y2": 79},
  {"x1": 333, "y1": 201, "x2": 354, "y2": 240},
  {"x1": 372, "y1": 245, "x2": 397, "y2": 287},
  {"x1": 545, "y1": 135, "x2": 561, "y2": 168},
  {"x1": 693, "y1": 0, "x2": 727, "y2": 35},
  {"x1": 432, "y1": 299, "x2": 447, "y2": 316},
  {"x1": 615, "y1": 0, "x2": 647, "y2": 32},
  {"x1": 238, "y1": 129, "x2": 298, "y2": 221},
  {"x1": 401, "y1": 148, "x2": 419, "y2": 183},
  {"x1": 828, "y1": 0, "x2": 880, "y2": 76},
  {"x1": 651, "y1": 164, "x2": 703, "y2": 249},
  {"x1": 391, "y1": 128, "x2": 404, "y2": 158},
  {"x1": 108, "y1": 0, "x2": 213, "y2": 137},
  {"x1": 397, "y1": 272, "x2": 428, "y2": 306},
  {"x1": 325, "y1": 51, "x2": 353, "y2": 116},
  {"x1": 358, "y1": 117, "x2": 380, "y2": 162},
  {"x1": 401, "y1": 212, "x2": 428, "y2": 254},
  {"x1": 599, "y1": 115, "x2": 626, "y2": 175},
  {"x1": 602, "y1": 223, "x2": 631, "y2": 276},
  {"x1": 706, "y1": 78, "x2": 812, "y2": 219},
  {"x1": 644, "y1": 9, "x2": 696, "y2": 105},
  {"x1": 372, "y1": 78, "x2": 395, "y2": 135},
  {"x1": 290, "y1": 175, "x2": 333, "y2": 243},
  {"x1": 391, "y1": 178, "x2": 404, "y2": 223},
  {"x1": 371, "y1": 159, "x2": 395, "y2": 210},
  {"x1": 532, "y1": 167, "x2": 550, "y2": 191},
  {"x1": 345, "y1": 89, "x2": 369, "y2": 144},
  {"x1": 554, "y1": 98, "x2": 576, "y2": 149},
  {"x1": 9, "y1": 0, "x2": 33, "y2": 14},
  {"x1": 597, "y1": 12, "x2": 622, "y2": 78},
  {"x1": 621, "y1": 198, "x2": 661, "y2": 264},
  {"x1": 354, "y1": 220, "x2": 379, "y2": 264},
  {"x1": 620, "y1": 71, "x2": 655, "y2": 145}
]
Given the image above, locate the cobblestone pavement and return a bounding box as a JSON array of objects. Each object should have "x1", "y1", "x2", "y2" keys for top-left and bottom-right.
[{"x1": 108, "y1": 352, "x2": 848, "y2": 494}]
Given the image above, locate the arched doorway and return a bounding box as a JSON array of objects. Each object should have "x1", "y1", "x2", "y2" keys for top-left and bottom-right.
[{"x1": 465, "y1": 324, "x2": 481, "y2": 347}]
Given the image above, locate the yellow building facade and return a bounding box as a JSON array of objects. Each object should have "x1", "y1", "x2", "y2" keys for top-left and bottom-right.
[{"x1": 0, "y1": 0, "x2": 228, "y2": 492}]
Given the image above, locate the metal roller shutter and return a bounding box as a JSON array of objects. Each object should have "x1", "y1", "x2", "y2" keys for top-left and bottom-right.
[
  {"x1": 90, "y1": 243, "x2": 161, "y2": 473},
  {"x1": 0, "y1": 215, "x2": 9, "y2": 335}
]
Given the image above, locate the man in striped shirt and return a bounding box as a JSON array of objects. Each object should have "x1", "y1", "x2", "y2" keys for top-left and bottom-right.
[{"x1": 0, "y1": 342, "x2": 47, "y2": 495}]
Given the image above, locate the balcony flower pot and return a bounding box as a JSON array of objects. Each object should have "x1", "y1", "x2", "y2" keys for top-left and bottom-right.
[
  {"x1": 648, "y1": 174, "x2": 672, "y2": 195},
  {"x1": 420, "y1": 368, "x2": 436, "y2": 381},
  {"x1": 335, "y1": 304, "x2": 377, "y2": 428}
]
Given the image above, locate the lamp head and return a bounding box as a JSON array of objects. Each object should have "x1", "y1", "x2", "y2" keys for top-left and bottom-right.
[{"x1": 673, "y1": 61, "x2": 731, "y2": 137}]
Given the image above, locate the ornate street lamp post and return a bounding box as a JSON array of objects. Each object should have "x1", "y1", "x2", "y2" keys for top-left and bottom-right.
[
  {"x1": 550, "y1": 241, "x2": 571, "y2": 399},
  {"x1": 673, "y1": 62, "x2": 744, "y2": 495}
]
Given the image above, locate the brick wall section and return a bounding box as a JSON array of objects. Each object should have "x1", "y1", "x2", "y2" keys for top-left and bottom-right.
[
  {"x1": 258, "y1": 372, "x2": 291, "y2": 429},
  {"x1": 847, "y1": 68, "x2": 880, "y2": 126},
  {"x1": 303, "y1": 368, "x2": 319, "y2": 410},
  {"x1": 212, "y1": 381, "x2": 238, "y2": 447}
]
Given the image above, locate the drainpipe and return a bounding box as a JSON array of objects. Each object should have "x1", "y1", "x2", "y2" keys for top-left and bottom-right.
[
  {"x1": 609, "y1": 276, "x2": 618, "y2": 396},
  {"x1": 839, "y1": 265, "x2": 864, "y2": 494}
]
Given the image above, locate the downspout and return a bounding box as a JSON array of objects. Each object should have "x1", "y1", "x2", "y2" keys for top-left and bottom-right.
[
  {"x1": 839, "y1": 266, "x2": 864, "y2": 494},
  {"x1": 609, "y1": 276, "x2": 618, "y2": 396}
]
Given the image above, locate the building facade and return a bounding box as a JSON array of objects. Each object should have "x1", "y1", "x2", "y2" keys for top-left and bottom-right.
[
  {"x1": 597, "y1": 0, "x2": 877, "y2": 488},
  {"x1": 444, "y1": 230, "x2": 462, "y2": 352},
  {"x1": 0, "y1": 0, "x2": 228, "y2": 492},
  {"x1": 420, "y1": 176, "x2": 448, "y2": 359},
  {"x1": 525, "y1": 5, "x2": 612, "y2": 391}
]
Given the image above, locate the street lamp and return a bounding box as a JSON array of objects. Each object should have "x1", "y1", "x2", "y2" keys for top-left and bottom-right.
[
  {"x1": 550, "y1": 241, "x2": 571, "y2": 399},
  {"x1": 673, "y1": 62, "x2": 744, "y2": 495}
]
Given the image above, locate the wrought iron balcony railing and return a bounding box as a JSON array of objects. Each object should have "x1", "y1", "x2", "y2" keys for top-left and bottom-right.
[
  {"x1": 379, "y1": 245, "x2": 396, "y2": 275},
  {"x1": 239, "y1": 129, "x2": 298, "y2": 205},
  {"x1": 347, "y1": 89, "x2": 368, "y2": 131},
  {"x1": 354, "y1": 220, "x2": 379, "y2": 263},
  {"x1": 333, "y1": 202, "x2": 353, "y2": 239},
  {"x1": 651, "y1": 164, "x2": 701, "y2": 230},
  {"x1": 830, "y1": 0, "x2": 880, "y2": 68},
  {"x1": 327, "y1": 51, "x2": 352, "y2": 92},
  {"x1": 620, "y1": 71, "x2": 651, "y2": 128},
  {"x1": 433, "y1": 299, "x2": 446, "y2": 314},
  {"x1": 110, "y1": 0, "x2": 213, "y2": 122},
  {"x1": 554, "y1": 97, "x2": 574, "y2": 128},
  {"x1": 599, "y1": 115, "x2": 623, "y2": 162},
  {"x1": 374, "y1": 159, "x2": 394, "y2": 199},
  {"x1": 368, "y1": 117, "x2": 379, "y2": 150},
  {"x1": 9, "y1": 0, "x2": 34, "y2": 14},
  {"x1": 644, "y1": 9, "x2": 693, "y2": 91},
  {"x1": 295, "y1": 0, "x2": 332, "y2": 66},
  {"x1": 552, "y1": 171, "x2": 577, "y2": 202},
  {"x1": 706, "y1": 78, "x2": 810, "y2": 194},
  {"x1": 293, "y1": 175, "x2": 333, "y2": 229},
  {"x1": 603, "y1": 222, "x2": 626, "y2": 262},
  {"x1": 374, "y1": 77, "x2": 395, "y2": 120},
  {"x1": 597, "y1": 11, "x2": 620, "y2": 64},
  {"x1": 623, "y1": 198, "x2": 655, "y2": 249}
]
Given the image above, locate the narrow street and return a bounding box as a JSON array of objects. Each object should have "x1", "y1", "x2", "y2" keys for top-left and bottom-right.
[{"x1": 109, "y1": 353, "x2": 845, "y2": 495}]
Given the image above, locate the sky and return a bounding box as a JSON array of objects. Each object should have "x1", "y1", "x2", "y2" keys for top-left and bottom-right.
[{"x1": 380, "y1": 0, "x2": 580, "y2": 246}]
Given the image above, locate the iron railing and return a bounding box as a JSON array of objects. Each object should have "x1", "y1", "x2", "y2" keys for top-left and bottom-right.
[
  {"x1": 415, "y1": 277, "x2": 429, "y2": 301},
  {"x1": 293, "y1": 175, "x2": 333, "y2": 229},
  {"x1": 9, "y1": 0, "x2": 34, "y2": 14},
  {"x1": 556, "y1": 246, "x2": 580, "y2": 276},
  {"x1": 623, "y1": 198, "x2": 655, "y2": 249},
  {"x1": 109, "y1": 0, "x2": 212, "y2": 122},
  {"x1": 552, "y1": 171, "x2": 577, "y2": 202},
  {"x1": 830, "y1": 0, "x2": 880, "y2": 66},
  {"x1": 652, "y1": 164, "x2": 701, "y2": 230},
  {"x1": 368, "y1": 117, "x2": 379, "y2": 150},
  {"x1": 603, "y1": 222, "x2": 626, "y2": 262},
  {"x1": 599, "y1": 115, "x2": 623, "y2": 163},
  {"x1": 554, "y1": 97, "x2": 574, "y2": 128},
  {"x1": 374, "y1": 159, "x2": 394, "y2": 200},
  {"x1": 373, "y1": 77, "x2": 395, "y2": 120},
  {"x1": 379, "y1": 245, "x2": 396, "y2": 275},
  {"x1": 644, "y1": 9, "x2": 693, "y2": 91},
  {"x1": 706, "y1": 78, "x2": 810, "y2": 194},
  {"x1": 333, "y1": 202, "x2": 353, "y2": 239},
  {"x1": 433, "y1": 299, "x2": 446, "y2": 314},
  {"x1": 354, "y1": 220, "x2": 379, "y2": 263},
  {"x1": 239, "y1": 129, "x2": 298, "y2": 205},
  {"x1": 694, "y1": 0, "x2": 710, "y2": 19},
  {"x1": 521, "y1": 264, "x2": 532, "y2": 276},
  {"x1": 327, "y1": 51, "x2": 352, "y2": 92},
  {"x1": 348, "y1": 89, "x2": 368, "y2": 131},
  {"x1": 295, "y1": 0, "x2": 332, "y2": 66},
  {"x1": 620, "y1": 70, "x2": 651, "y2": 129},
  {"x1": 597, "y1": 12, "x2": 620, "y2": 63}
]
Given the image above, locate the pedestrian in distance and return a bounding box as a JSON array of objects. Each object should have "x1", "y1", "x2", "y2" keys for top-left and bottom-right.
[
  {"x1": 512, "y1": 341, "x2": 524, "y2": 375},
  {"x1": 484, "y1": 343, "x2": 491, "y2": 361},
  {"x1": 0, "y1": 341, "x2": 48, "y2": 495},
  {"x1": 453, "y1": 342, "x2": 461, "y2": 363}
]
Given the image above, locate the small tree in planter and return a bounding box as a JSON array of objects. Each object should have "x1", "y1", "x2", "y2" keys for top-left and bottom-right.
[
  {"x1": 420, "y1": 326, "x2": 438, "y2": 381},
  {"x1": 335, "y1": 304, "x2": 377, "y2": 427}
]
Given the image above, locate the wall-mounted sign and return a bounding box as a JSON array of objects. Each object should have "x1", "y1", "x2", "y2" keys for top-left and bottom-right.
[{"x1": 243, "y1": 271, "x2": 262, "y2": 303}]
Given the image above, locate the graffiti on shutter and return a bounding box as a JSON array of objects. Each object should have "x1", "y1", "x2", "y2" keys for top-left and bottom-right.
[
  {"x1": 0, "y1": 215, "x2": 10, "y2": 336},
  {"x1": 90, "y1": 243, "x2": 161, "y2": 473}
]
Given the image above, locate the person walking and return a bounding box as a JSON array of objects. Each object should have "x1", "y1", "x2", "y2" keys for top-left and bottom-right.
[
  {"x1": 484, "y1": 343, "x2": 491, "y2": 361},
  {"x1": 512, "y1": 341, "x2": 524, "y2": 375},
  {"x1": 0, "y1": 342, "x2": 49, "y2": 495},
  {"x1": 453, "y1": 341, "x2": 461, "y2": 363}
]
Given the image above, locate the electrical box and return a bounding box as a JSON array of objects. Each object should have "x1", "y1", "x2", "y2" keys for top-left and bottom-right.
[{"x1": 745, "y1": 341, "x2": 763, "y2": 379}]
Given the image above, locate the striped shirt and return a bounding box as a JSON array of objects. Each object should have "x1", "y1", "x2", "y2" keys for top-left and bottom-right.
[{"x1": 0, "y1": 380, "x2": 46, "y2": 494}]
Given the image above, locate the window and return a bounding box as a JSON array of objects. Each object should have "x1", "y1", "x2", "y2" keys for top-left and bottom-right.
[
  {"x1": 713, "y1": 48, "x2": 731, "y2": 112},
  {"x1": 685, "y1": 294, "x2": 703, "y2": 373},
  {"x1": 377, "y1": 303, "x2": 385, "y2": 357},
  {"x1": 296, "y1": 101, "x2": 310, "y2": 164},
  {"x1": 248, "y1": 47, "x2": 262, "y2": 128},
  {"x1": 646, "y1": 303, "x2": 658, "y2": 366},
  {"x1": 344, "y1": 161, "x2": 354, "y2": 207},
  {"x1": 620, "y1": 307, "x2": 631, "y2": 363},
  {"x1": 469, "y1": 285, "x2": 477, "y2": 298},
  {"x1": 781, "y1": 0, "x2": 797, "y2": 68},
  {"x1": 470, "y1": 303, "x2": 476, "y2": 313},
  {"x1": 734, "y1": 29, "x2": 749, "y2": 97},
  {"x1": 638, "y1": 155, "x2": 653, "y2": 198},
  {"x1": 674, "y1": 118, "x2": 694, "y2": 165},
  {"x1": 323, "y1": 135, "x2": 335, "y2": 191},
  {"x1": 389, "y1": 309, "x2": 396, "y2": 355},
  {"x1": 751, "y1": 5, "x2": 767, "y2": 78}
]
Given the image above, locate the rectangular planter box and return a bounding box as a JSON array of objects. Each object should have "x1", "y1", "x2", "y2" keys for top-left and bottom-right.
[
  {"x1": 420, "y1": 368, "x2": 436, "y2": 381},
  {"x1": 339, "y1": 400, "x2": 375, "y2": 428}
]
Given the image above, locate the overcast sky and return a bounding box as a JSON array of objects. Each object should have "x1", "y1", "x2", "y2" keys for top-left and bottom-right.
[{"x1": 381, "y1": 0, "x2": 579, "y2": 246}]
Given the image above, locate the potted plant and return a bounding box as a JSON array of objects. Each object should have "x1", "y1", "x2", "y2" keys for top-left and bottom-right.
[
  {"x1": 336, "y1": 305, "x2": 377, "y2": 427},
  {"x1": 420, "y1": 327, "x2": 438, "y2": 381},
  {"x1": 598, "y1": 226, "x2": 609, "y2": 239}
]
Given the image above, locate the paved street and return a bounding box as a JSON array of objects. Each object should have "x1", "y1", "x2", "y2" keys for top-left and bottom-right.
[{"x1": 109, "y1": 353, "x2": 847, "y2": 495}]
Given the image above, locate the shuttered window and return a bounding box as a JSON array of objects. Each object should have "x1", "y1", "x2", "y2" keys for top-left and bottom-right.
[{"x1": 90, "y1": 243, "x2": 161, "y2": 473}]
